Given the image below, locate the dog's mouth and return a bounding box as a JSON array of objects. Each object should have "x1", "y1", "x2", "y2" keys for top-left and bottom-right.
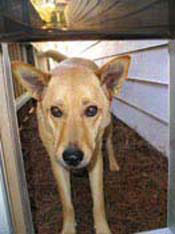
[{"x1": 57, "y1": 157, "x2": 90, "y2": 170}]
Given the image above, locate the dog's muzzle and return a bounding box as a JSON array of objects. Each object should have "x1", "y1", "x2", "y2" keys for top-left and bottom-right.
[{"x1": 62, "y1": 146, "x2": 84, "y2": 167}]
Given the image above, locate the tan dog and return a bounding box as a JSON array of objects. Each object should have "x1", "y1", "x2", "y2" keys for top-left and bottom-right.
[{"x1": 12, "y1": 51, "x2": 130, "y2": 234}]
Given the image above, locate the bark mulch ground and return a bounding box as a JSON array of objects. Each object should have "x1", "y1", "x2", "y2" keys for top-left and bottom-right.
[{"x1": 19, "y1": 100, "x2": 168, "y2": 234}]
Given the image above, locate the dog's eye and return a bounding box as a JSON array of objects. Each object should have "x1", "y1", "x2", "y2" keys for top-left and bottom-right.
[
  {"x1": 85, "y1": 105, "x2": 98, "y2": 117},
  {"x1": 50, "y1": 106, "x2": 63, "y2": 118}
]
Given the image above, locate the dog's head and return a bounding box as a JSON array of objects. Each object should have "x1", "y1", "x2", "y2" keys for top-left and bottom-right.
[{"x1": 12, "y1": 56, "x2": 130, "y2": 169}]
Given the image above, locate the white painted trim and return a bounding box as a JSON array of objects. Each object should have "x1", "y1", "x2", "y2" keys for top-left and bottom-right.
[{"x1": 94, "y1": 43, "x2": 168, "y2": 62}]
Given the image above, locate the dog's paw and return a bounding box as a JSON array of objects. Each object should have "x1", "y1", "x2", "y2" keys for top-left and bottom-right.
[
  {"x1": 109, "y1": 162, "x2": 120, "y2": 172},
  {"x1": 96, "y1": 230, "x2": 112, "y2": 234},
  {"x1": 95, "y1": 224, "x2": 112, "y2": 234},
  {"x1": 61, "y1": 231, "x2": 76, "y2": 234},
  {"x1": 61, "y1": 229, "x2": 76, "y2": 234},
  {"x1": 61, "y1": 223, "x2": 76, "y2": 234}
]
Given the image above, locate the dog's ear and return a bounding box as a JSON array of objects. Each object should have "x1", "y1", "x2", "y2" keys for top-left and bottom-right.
[
  {"x1": 97, "y1": 56, "x2": 131, "y2": 99},
  {"x1": 12, "y1": 62, "x2": 51, "y2": 100}
]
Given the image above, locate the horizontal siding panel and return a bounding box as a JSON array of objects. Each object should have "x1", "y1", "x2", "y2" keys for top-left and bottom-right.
[
  {"x1": 94, "y1": 47, "x2": 169, "y2": 84},
  {"x1": 118, "y1": 80, "x2": 168, "y2": 123},
  {"x1": 48, "y1": 40, "x2": 168, "y2": 65},
  {"x1": 111, "y1": 99, "x2": 168, "y2": 157},
  {"x1": 128, "y1": 47, "x2": 169, "y2": 84},
  {"x1": 82, "y1": 40, "x2": 168, "y2": 59},
  {"x1": 115, "y1": 97, "x2": 168, "y2": 126}
]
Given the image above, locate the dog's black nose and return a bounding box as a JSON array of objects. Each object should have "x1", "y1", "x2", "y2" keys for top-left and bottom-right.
[{"x1": 63, "y1": 147, "x2": 84, "y2": 167}]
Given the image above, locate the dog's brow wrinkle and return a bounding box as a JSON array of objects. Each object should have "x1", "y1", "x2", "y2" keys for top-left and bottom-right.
[
  {"x1": 82, "y1": 99, "x2": 91, "y2": 105},
  {"x1": 54, "y1": 99, "x2": 64, "y2": 107}
]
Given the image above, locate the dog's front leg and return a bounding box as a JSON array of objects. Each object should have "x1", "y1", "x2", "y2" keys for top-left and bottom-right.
[
  {"x1": 88, "y1": 146, "x2": 111, "y2": 234},
  {"x1": 51, "y1": 161, "x2": 76, "y2": 234},
  {"x1": 106, "y1": 123, "x2": 120, "y2": 172}
]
